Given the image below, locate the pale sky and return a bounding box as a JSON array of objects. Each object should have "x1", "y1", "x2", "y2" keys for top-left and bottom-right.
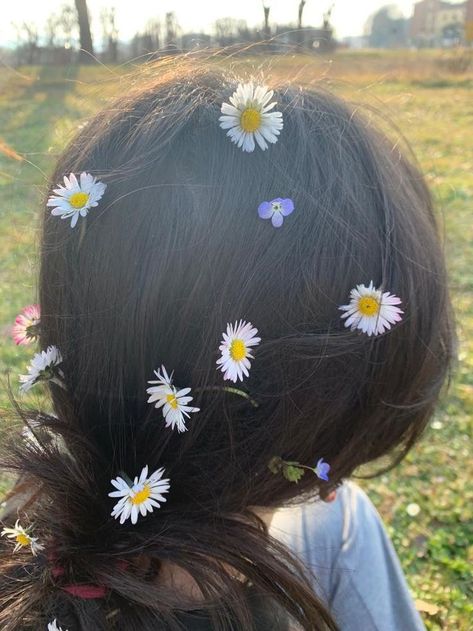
[{"x1": 0, "y1": 0, "x2": 427, "y2": 46}]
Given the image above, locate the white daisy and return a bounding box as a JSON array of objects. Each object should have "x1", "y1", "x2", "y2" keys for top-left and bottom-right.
[
  {"x1": 146, "y1": 365, "x2": 199, "y2": 433},
  {"x1": 339, "y1": 281, "x2": 403, "y2": 336},
  {"x1": 48, "y1": 620, "x2": 68, "y2": 631},
  {"x1": 109, "y1": 465, "x2": 170, "y2": 525},
  {"x1": 217, "y1": 320, "x2": 261, "y2": 383},
  {"x1": 219, "y1": 82, "x2": 283, "y2": 152},
  {"x1": 19, "y1": 345, "x2": 64, "y2": 393},
  {"x1": 47, "y1": 172, "x2": 107, "y2": 228},
  {"x1": 1, "y1": 520, "x2": 44, "y2": 556}
]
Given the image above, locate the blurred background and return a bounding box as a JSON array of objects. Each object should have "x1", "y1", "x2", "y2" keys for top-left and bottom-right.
[{"x1": 0, "y1": 1, "x2": 472, "y2": 629}]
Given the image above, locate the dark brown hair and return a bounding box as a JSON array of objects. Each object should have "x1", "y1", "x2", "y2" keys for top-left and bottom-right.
[{"x1": 0, "y1": 58, "x2": 454, "y2": 630}]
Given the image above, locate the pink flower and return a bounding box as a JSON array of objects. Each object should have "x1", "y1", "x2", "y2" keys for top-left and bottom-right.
[{"x1": 12, "y1": 304, "x2": 40, "y2": 345}]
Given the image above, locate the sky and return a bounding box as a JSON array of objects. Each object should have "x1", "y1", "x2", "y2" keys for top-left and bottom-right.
[{"x1": 0, "y1": 0, "x2": 426, "y2": 46}]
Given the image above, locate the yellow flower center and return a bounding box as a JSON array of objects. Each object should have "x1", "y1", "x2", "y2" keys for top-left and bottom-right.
[
  {"x1": 131, "y1": 484, "x2": 151, "y2": 505},
  {"x1": 69, "y1": 191, "x2": 89, "y2": 209},
  {"x1": 240, "y1": 108, "x2": 261, "y2": 133},
  {"x1": 16, "y1": 533, "x2": 31, "y2": 547},
  {"x1": 166, "y1": 393, "x2": 178, "y2": 409},
  {"x1": 230, "y1": 339, "x2": 247, "y2": 361},
  {"x1": 358, "y1": 296, "x2": 381, "y2": 316}
]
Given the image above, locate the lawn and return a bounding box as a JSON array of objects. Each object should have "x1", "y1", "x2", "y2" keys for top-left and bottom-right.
[{"x1": 0, "y1": 51, "x2": 472, "y2": 629}]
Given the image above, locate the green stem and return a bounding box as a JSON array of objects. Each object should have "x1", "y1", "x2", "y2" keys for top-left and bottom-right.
[
  {"x1": 194, "y1": 386, "x2": 259, "y2": 408},
  {"x1": 78, "y1": 217, "x2": 87, "y2": 248},
  {"x1": 283, "y1": 460, "x2": 316, "y2": 473},
  {"x1": 117, "y1": 471, "x2": 134, "y2": 486}
]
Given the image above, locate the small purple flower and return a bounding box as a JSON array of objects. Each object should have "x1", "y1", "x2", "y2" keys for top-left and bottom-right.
[
  {"x1": 315, "y1": 458, "x2": 330, "y2": 482},
  {"x1": 258, "y1": 197, "x2": 294, "y2": 228}
]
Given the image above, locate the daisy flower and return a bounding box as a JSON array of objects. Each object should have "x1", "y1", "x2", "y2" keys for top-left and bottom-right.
[
  {"x1": 48, "y1": 620, "x2": 68, "y2": 631},
  {"x1": 314, "y1": 458, "x2": 331, "y2": 482},
  {"x1": 217, "y1": 320, "x2": 261, "y2": 383},
  {"x1": 146, "y1": 365, "x2": 200, "y2": 433},
  {"x1": 47, "y1": 172, "x2": 107, "y2": 228},
  {"x1": 258, "y1": 197, "x2": 294, "y2": 228},
  {"x1": 109, "y1": 465, "x2": 170, "y2": 525},
  {"x1": 339, "y1": 281, "x2": 403, "y2": 337},
  {"x1": 219, "y1": 82, "x2": 283, "y2": 152},
  {"x1": 19, "y1": 345, "x2": 64, "y2": 393},
  {"x1": 12, "y1": 304, "x2": 40, "y2": 345},
  {"x1": 1, "y1": 520, "x2": 44, "y2": 556}
]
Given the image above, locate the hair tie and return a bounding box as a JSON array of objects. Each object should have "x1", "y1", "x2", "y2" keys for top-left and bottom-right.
[
  {"x1": 51, "y1": 563, "x2": 108, "y2": 599},
  {"x1": 61, "y1": 584, "x2": 108, "y2": 599}
]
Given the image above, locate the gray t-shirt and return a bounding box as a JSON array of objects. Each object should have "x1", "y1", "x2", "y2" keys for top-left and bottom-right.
[{"x1": 269, "y1": 482, "x2": 426, "y2": 631}]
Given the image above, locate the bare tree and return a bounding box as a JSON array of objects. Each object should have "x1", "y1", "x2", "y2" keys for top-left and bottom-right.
[
  {"x1": 13, "y1": 22, "x2": 39, "y2": 64},
  {"x1": 101, "y1": 7, "x2": 119, "y2": 62},
  {"x1": 323, "y1": 3, "x2": 335, "y2": 29},
  {"x1": 262, "y1": 1, "x2": 271, "y2": 40},
  {"x1": 140, "y1": 18, "x2": 161, "y2": 54},
  {"x1": 298, "y1": 0, "x2": 307, "y2": 29},
  {"x1": 131, "y1": 18, "x2": 162, "y2": 59},
  {"x1": 45, "y1": 14, "x2": 60, "y2": 48},
  {"x1": 165, "y1": 12, "x2": 181, "y2": 49},
  {"x1": 57, "y1": 4, "x2": 77, "y2": 50},
  {"x1": 43, "y1": 5, "x2": 76, "y2": 63},
  {"x1": 74, "y1": 0, "x2": 94, "y2": 62},
  {"x1": 214, "y1": 18, "x2": 246, "y2": 46}
]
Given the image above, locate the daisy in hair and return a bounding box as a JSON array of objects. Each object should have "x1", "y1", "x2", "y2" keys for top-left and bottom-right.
[
  {"x1": 48, "y1": 620, "x2": 68, "y2": 631},
  {"x1": 219, "y1": 82, "x2": 283, "y2": 152},
  {"x1": 47, "y1": 172, "x2": 106, "y2": 228},
  {"x1": 109, "y1": 465, "x2": 170, "y2": 525},
  {"x1": 339, "y1": 281, "x2": 403, "y2": 337},
  {"x1": 217, "y1": 320, "x2": 261, "y2": 383},
  {"x1": 12, "y1": 304, "x2": 40, "y2": 345},
  {"x1": 146, "y1": 365, "x2": 200, "y2": 433},
  {"x1": 19, "y1": 345, "x2": 64, "y2": 393},
  {"x1": 1, "y1": 520, "x2": 44, "y2": 556}
]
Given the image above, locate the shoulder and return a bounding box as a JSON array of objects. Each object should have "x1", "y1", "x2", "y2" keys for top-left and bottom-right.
[
  {"x1": 269, "y1": 482, "x2": 366, "y2": 565},
  {"x1": 268, "y1": 482, "x2": 384, "y2": 600}
]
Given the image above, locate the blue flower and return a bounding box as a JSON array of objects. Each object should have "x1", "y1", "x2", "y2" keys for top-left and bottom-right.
[
  {"x1": 315, "y1": 458, "x2": 330, "y2": 481},
  {"x1": 258, "y1": 197, "x2": 294, "y2": 228}
]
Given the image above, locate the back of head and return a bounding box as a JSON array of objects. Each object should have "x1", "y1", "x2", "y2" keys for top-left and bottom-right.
[{"x1": 0, "y1": 58, "x2": 454, "y2": 630}]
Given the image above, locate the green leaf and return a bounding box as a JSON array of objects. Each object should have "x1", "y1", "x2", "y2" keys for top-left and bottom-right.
[
  {"x1": 268, "y1": 456, "x2": 284, "y2": 474},
  {"x1": 282, "y1": 464, "x2": 306, "y2": 483}
]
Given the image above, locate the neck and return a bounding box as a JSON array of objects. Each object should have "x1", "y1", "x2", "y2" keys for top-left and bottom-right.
[{"x1": 155, "y1": 506, "x2": 277, "y2": 604}]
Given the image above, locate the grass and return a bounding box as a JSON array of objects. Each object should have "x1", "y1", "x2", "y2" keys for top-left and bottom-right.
[{"x1": 0, "y1": 52, "x2": 472, "y2": 629}]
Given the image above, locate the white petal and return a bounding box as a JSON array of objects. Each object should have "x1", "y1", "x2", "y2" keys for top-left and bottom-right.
[{"x1": 221, "y1": 103, "x2": 240, "y2": 116}]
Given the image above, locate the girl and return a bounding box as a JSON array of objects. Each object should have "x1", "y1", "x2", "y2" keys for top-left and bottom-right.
[{"x1": 0, "y1": 59, "x2": 454, "y2": 630}]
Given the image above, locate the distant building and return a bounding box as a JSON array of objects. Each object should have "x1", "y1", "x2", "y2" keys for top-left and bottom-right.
[
  {"x1": 410, "y1": 0, "x2": 470, "y2": 46},
  {"x1": 368, "y1": 6, "x2": 409, "y2": 47}
]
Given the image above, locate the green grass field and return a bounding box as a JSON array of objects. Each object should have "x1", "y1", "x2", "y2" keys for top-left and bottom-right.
[{"x1": 0, "y1": 52, "x2": 472, "y2": 629}]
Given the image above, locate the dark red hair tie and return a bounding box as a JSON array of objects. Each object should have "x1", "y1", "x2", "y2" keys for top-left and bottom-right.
[
  {"x1": 61, "y1": 583, "x2": 108, "y2": 599},
  {"x1": 51, "y1": 565, "x2": 108, "y2": 599}
]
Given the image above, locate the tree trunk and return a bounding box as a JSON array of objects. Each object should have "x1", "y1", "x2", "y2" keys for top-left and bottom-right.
[
  {"x1": 74, "y1": 0, "x2": 94, "y2": 63},
  {"x1": 263, "y1": 6, "x2": 271, "y2": 44},
  {"x1": 298, "y1": 0, "x2": 306, "y2": 29}
]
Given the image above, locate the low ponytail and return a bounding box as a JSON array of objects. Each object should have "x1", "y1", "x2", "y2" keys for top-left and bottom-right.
[{"x1": 0, "y1": 410, "x2": 336, "y2": 630}]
